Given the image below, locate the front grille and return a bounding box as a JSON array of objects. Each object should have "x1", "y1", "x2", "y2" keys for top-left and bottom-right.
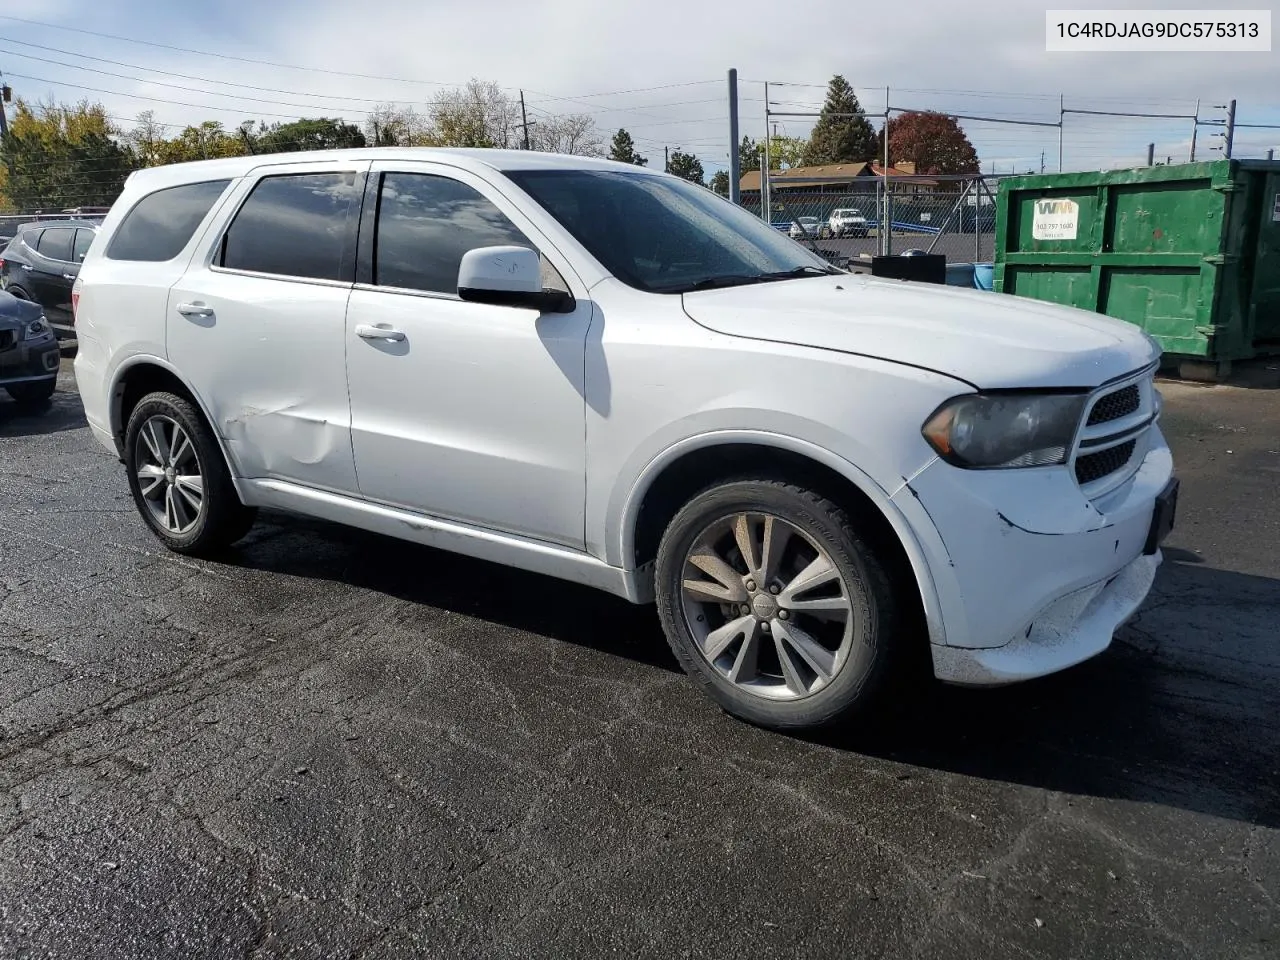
[
  {"x1": 0, "y1": 330, "x2": 14, "y2": 351},
  {"x1": 1075, "y1": 439, "x2": 1136, "y2": 485},
  {"x1": 1087, "y1": 384, "x2": 1140, "y2": 426}
]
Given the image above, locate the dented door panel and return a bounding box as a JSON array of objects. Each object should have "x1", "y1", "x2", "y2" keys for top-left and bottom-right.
[{"x1": 167, "y1": 269, "x2": 359, "y2": 493}]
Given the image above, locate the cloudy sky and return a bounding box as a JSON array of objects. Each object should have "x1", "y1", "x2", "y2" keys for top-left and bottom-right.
[{"x1": 2, "y1": 0, "x2": 1277, "y2": 174}]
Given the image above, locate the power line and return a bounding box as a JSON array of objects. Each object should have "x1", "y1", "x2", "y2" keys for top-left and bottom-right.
[
  {"x1": 0, "y1": 37, "x2": 425, "y2": 104},
  {"x1": 524, "y1": 79, "x2": 722, "y2": 102},
  {"x1": 0, "y1": 16, "x2": 724, "y2": 108},
  {"x1": 0, "y1": 15, "x2": 479, "y2": 88},
  {"x1": 3, "y1": 72, "x2": 343, "y2": 119},
  {"x1": 0, "y1": 48, "x2": 395, "y2": 112}
]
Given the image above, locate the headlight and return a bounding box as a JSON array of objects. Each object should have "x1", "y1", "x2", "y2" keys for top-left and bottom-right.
[
  {"x1": 22, "y1": 316, "x2": 51, "y2": 340},
  {"x1": 922, "y1": 392, "x2": 1087, "y2": 468}
]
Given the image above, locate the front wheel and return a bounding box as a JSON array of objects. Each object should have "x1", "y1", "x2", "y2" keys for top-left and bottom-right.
[
  {"x1": 124, "y1": 391, "x2": 257, "y2": 555},
  {"x1": 655, "y1": 478, "x2": 899, "y2": 731}
]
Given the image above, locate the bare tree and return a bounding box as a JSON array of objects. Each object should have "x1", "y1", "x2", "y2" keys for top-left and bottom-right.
[
  {"x1": 531, "y1": 114, "x2": 605, "y2": 157},
  {"x1": 427, "y1": 79, "x2": 520, "y2": 149},
  {"x1": 125, "y1": 110, "x2": 168, "y2": 167},
  {"x1": 364, "y1": 102, "x2": 433, "y2": 146}
]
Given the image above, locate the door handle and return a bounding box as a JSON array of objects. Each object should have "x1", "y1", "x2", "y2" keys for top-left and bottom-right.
[
  {"x1": 355, "y1": 323, "x2": 406, "y2": 342},
  {"x1": 176, "y1": 302, "x2": 215, "y2": 319},
  {"x1": 20, "y1": 264, "x2": 31, "y2": 270},
  {"x1": 62, "y1": 273, "x2": 76, "y2": 281}
]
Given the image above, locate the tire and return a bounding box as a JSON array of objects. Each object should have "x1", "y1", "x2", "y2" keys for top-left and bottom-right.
[
  {"x1": 6, "y1": 379, "x2": 56, "y2": 405},
  {"x1": 655, "y1": 478, "x2": 898, "y2": 731},
  {"x1": 124, "y1": 391, "x2": 257, "y2": 555},
  {"x1": 6, "y1": 285, "x2": 32, "y2": 301}
]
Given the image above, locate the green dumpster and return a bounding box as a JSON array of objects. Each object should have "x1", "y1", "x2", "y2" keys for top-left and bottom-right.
[{"x1": 993, "y1": 159, "x2": 1280, "y2": 380}]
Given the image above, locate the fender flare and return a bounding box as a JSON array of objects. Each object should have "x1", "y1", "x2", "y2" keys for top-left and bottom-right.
[
  {"x1": 615, "y1": 429, "x2": 948, "y2": 645},
  {"x1": 108, "y1": 354, "x2": 246, "y2": 484}
]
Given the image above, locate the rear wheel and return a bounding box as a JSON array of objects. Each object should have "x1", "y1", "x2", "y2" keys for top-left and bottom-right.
[
  {"x1": 124, "y1": 391, "x2": 257, "y2": 555},
  {"x1": 655, "y1": 478, "x2": 899, "y2": 731},
  {"x1": 5, "y1": 379, "x2": 56, "y2": 405}
]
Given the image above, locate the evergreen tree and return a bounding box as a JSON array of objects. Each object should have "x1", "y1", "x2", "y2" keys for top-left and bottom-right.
[
  {"x1": 608, "y1": 128, "x2": 648, "y2": 165},
  {"x1": 667, "y1": 148, "x2": 704, "y2": 185},
  {"x1": 801, "y1": 76, "x2": 877, "y2": 165}
]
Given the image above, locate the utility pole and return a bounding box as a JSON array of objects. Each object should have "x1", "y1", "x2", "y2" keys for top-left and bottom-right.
[
  {"x1": 1057, "y1": 93, "x2": 1064, "y2": 172},
  {"x1": 1189, "y1": 98, "x2": 1200, "y2": 161},
  {"x1": 727, "y1": 68, "x2": 740, "y2": 205},
  {"x1": 1224, "y1": 98, "x2": 1236, "y2": 159},
  {"x1": 1269, "y1": 148, "x2": 1275, "y2": 161},
  {"x1": 1040, "y1": 151, "x2": 1045, "y2": 174},
  {"x1": 1146, "y1": 143, "x2": 1155, "y2": 166},
  {"x1": 664, "y1": 146, "x2": 669, "y2": 173},
  {"x1": 0, "y1": 79, "x2": 9, "y2": 138},
  {"x1": 519, "y1": 91, "x2": 531, "y2": 150}
]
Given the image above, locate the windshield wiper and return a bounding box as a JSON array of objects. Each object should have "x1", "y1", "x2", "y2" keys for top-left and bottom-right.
[
  {"x1": 670, "y1": 265, "x2": 841, "y2": 294},
  {"x1": 669, "y1": 275, "x2": 769, "y2": 292},
  {"x1": 757, "y1": 264, "x2": 843, "y2": 280}
]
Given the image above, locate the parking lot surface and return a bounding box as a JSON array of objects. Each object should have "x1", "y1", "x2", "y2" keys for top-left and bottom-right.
[{"x1": 1, "y1": 358, "x2": 1277, "y2": 959}]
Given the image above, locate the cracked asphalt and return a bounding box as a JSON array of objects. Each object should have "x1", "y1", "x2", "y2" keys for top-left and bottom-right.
[{"x1": 0, "y1": 356, "x2": 1277, "y2": 959}]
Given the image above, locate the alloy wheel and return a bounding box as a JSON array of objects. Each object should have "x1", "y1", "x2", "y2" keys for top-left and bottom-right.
[
  {"x1": 134, "y1": 415, "x2": 205, "y2": 534},
  {"x1": 679, "y1": 512, "x2": 856, "y2": 701}
]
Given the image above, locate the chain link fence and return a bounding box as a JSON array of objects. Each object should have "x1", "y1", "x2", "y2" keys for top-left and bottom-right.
[{"x1": 738, "y1": 174, "x2": 1004, "y2": 268}]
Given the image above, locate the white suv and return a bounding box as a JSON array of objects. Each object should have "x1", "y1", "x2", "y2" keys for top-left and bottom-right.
[
  {"x1": 829, "y1": 208, "x2": 869, "y2": 238},
  {"x1": 73, "y1": 149, "x2": 1177, "y2": 731}
]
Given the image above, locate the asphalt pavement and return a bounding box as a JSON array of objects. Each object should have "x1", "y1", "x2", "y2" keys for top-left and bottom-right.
[{"x1": 0, "y1": 356, "x2": 1277, "y2": 959}]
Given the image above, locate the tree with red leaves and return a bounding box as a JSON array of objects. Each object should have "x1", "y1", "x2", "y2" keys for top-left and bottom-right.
[{"x1": 883, "y1": 111, "x2": 980, "y2": 175}]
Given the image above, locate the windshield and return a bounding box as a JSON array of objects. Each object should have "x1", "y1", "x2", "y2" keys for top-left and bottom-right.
[{"x1": 505, "y1": 168, "x2": 838, "y2": 294}]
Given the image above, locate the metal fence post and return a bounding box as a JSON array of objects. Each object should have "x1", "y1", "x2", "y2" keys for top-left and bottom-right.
[
  {"x1": 728, "y1": 69, "x2": 740, "y2": 205},
  {"x1": 974, "y1": 176, "x2": 981, "y2": 261},
  {"x1": 761, "y1": 81, "x2": 771, "y2": 225},
  {"x1": 882, "y1": 90, "x2": 893, "y2": 256}
]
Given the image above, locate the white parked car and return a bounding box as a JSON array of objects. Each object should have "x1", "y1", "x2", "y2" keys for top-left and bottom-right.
[
  {"x1": 829, "y1": 208, "x2": 869, "y2": 238},
  {"x1": 73, "y1": 149, "x2": 1177, "y2": 731},
  {"x1": 788, "y1": 216, "x2": 824, "y2": 239}
]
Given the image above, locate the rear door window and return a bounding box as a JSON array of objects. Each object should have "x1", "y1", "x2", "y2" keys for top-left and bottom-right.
[
  {"x1": 219, "y1": 172, "x2": 361, "y2": 282},
  {"x1": 37, "y1": 228, "x2": 74, "y2": 262},
  {"x1": 107, "y1": 179, "x2": 232, "y2": 262},
  {"x1": 73, "y1": 229, "x2": 95, "y2": 262}
]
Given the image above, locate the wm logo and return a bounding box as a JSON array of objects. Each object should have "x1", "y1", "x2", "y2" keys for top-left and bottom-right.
[{"x1": 1036, "y1": 200, "x2": 1076, "y2": 215}]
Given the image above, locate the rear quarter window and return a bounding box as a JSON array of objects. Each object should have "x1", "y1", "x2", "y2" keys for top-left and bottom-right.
[{"x1": 106, "y1": 179, "x2": 232, "y2": 262}]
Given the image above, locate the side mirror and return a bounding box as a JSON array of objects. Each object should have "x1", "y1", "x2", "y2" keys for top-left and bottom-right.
[{"x1": 457, "y1": 245, "x2": 575, "y2": 313}]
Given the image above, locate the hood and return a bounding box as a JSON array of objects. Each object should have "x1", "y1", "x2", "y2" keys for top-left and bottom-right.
[
  {"x1": 680, "y1": 273, "x2": 1159, "y2": 390},
  {"x1": 0, "y1": 291, "x2": 44, "y2": 331}
]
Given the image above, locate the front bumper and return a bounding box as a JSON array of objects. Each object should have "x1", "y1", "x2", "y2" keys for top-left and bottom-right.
[
  {"x1": 894, "y1": 425, "x2": 1175, "y2": 686},
  {"x1": 930, "y1": 550, "x2": 1160, "y2": 685},
  {"x1": 0, "y1": 334, "x2": 60, "y2": 385}
]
